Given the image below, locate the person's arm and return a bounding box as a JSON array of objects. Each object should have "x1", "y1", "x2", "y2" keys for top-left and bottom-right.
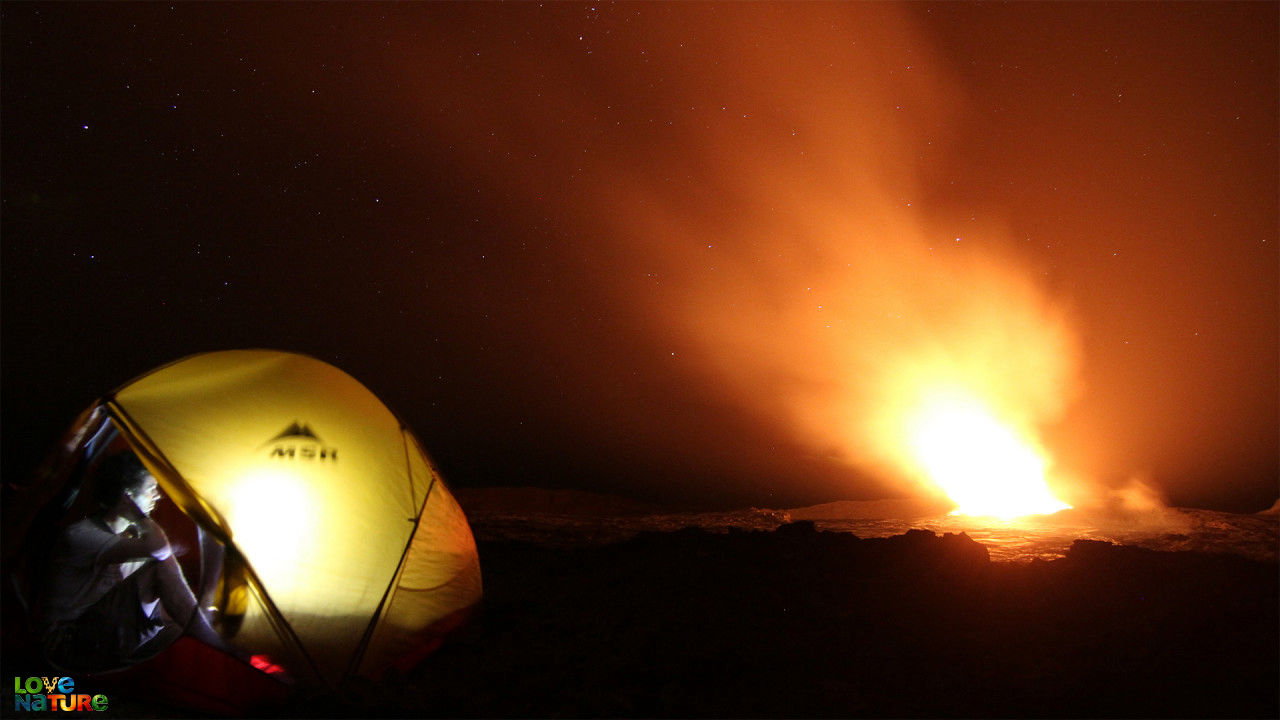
[{"x1": 98, "y1": 517, "x2": 172, "y2": 564}]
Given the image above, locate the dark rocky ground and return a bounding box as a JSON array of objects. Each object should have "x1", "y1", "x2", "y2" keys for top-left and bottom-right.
[
  {"x1": 292, "y1": 524, "x2": 1276, "y2": 719},
  {"x1": 8, "y1": 524, "x2": 1277, "y2": 718}
]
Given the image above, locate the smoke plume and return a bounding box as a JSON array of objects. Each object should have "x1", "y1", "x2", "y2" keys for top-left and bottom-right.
[{"x1": 398, "y1": 3, "x2": 1084, "y2": 502}]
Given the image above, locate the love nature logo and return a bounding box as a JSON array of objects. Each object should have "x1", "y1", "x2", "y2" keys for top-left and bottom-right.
[{"x1": 12, "y1": 676, "x2": 108, "y2": 712}]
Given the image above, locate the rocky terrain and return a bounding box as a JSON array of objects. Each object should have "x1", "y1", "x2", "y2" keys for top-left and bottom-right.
[{"x1": 285, "y1": 523, "x2": 1278, "y2": 718}]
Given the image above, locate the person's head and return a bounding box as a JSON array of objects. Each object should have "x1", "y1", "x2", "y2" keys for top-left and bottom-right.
[{"x1": 92, "y1": 453, "x2": 161, "y2": 517}]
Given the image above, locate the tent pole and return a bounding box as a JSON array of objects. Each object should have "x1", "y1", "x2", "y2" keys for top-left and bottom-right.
[{"x1": 341, "y1": 427, "x2": 438, "y2": 681}]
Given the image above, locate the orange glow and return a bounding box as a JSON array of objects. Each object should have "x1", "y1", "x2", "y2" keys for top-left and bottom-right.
[
  {"x1": 906, "y1": 391, "x2": 1071, "y2": 518},
  {"x1": 394, "y1": 4, "x2": 1098, "y2": 510}
]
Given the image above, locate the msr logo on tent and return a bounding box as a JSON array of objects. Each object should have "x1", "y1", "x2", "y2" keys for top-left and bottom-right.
[{"x1": 261, "y1": 422, "x2": 338, "y2": 462}]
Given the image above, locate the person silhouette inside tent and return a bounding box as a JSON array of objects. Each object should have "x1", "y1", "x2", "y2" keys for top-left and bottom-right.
[{"x1": 40, "y1": 453, "x2": 229, "y2": 673}]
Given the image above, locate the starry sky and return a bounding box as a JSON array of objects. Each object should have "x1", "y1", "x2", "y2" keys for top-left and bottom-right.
[{"x1": 3, "y1": 2, "x2": 1276, "y2": 512}]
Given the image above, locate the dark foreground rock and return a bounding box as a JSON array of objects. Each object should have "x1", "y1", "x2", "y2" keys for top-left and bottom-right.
[
  {"x1": 278, "y1": 524, "x2": 1276, "y2": 718},
  {"x1": 7, "y1": 525, "x2": 1276, "y2": 718}
]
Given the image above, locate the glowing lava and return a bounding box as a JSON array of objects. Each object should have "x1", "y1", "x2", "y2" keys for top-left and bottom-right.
[{"x1": 907, "y1": 392, "x2": 1071, "y2": 519}]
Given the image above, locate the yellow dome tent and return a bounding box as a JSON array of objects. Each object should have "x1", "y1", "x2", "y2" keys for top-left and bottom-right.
[{"x1": 14, "y1": 349, "x2": 482, "y2": 693}]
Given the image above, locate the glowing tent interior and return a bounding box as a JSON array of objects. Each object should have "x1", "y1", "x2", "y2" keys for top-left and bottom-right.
[{"x1": 5, "y1": 350, "x2": 482, "y2": 711}]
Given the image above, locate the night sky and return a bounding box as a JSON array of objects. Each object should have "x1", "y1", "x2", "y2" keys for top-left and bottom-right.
[{"x1": 3, "y1": 2, "x2": 1276, "y2": 512}]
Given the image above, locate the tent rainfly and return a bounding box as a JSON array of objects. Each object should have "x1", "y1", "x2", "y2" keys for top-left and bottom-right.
[{"x1": 9, "y1": 349, "x2": 482, "y2": 705}]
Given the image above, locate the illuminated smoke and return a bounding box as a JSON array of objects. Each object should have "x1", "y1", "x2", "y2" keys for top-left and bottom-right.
[{"x1": 397, "y1": 4, "x2": 1085, "y2": 505}]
